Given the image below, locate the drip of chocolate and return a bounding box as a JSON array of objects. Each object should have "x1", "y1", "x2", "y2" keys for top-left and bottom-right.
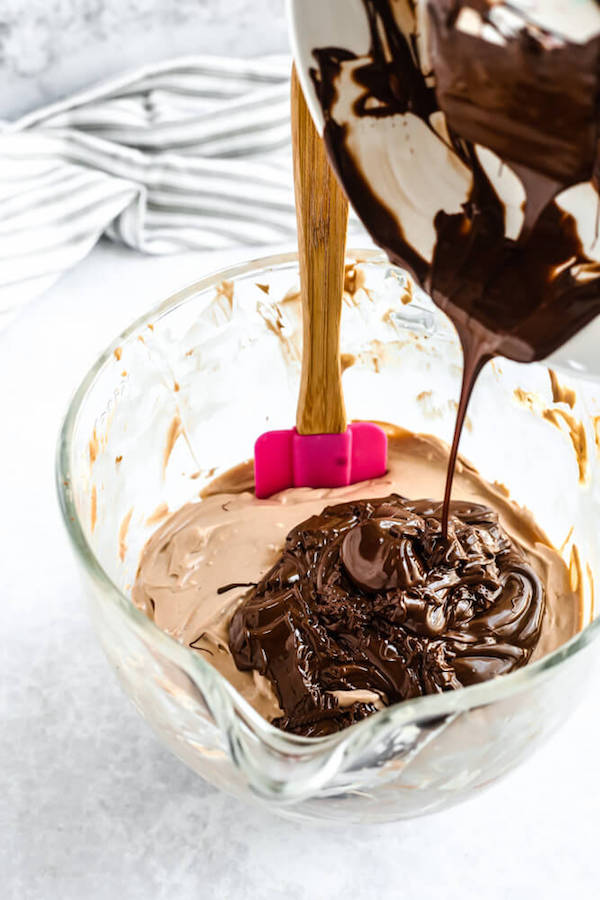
[
  {"x1": 311, "y1": 0, "x2": 600, "y2": 533},
  {"x1": 229, "y1": 495, "x2": 544, "y2": 736}
]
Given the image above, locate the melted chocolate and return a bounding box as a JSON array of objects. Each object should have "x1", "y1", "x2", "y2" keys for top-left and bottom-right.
[
  {"x1": 311, "y1": 0, "x2": 600, "y2": 532},
  {"x1": 226, "y1": 4, "x2": 592, "y2": 733},
  {"x1": 229, "y1": 495, "x2": 544, "y2": 736}
]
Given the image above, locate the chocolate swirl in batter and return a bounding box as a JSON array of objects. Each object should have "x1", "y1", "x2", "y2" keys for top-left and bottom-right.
[{"x1": 230, "y1": 494, "x2": 544, "y2": 736}]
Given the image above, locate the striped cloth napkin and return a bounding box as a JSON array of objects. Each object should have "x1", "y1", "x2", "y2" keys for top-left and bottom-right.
[{"x1": 0, "y1": 55, "x2": 300, "y2": 328}]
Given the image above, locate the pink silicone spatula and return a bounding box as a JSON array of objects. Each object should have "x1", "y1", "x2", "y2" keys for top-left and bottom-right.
[{"x1": 254, "y1": 68, "x2": 388, "y2": 498}]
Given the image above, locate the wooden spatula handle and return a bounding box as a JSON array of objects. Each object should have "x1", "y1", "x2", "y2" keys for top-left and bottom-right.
[{"x1": 291, "y1": 66, "x2": 349, "y2": 436}]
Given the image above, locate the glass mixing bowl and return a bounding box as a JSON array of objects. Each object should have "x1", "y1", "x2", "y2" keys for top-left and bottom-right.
[{"x1": 57, "y1": 250, "x2": 600, "y2": 824}]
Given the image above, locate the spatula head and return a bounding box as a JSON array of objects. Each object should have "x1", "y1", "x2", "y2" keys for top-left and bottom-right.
[{"x1": 254, "y1": 422, "x2": 388, "y2": 498}]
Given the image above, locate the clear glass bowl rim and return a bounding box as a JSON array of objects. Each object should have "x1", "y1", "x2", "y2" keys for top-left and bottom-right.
[{"x1": 56, "y1": 248, "x2": 600, "y2": 753}]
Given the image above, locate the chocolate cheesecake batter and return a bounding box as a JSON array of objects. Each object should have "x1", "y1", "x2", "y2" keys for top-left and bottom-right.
[
  {"x1": 133, "y1": 431, "x2": 581, "y2": 736},
  {"x1": 311, "y1": 0, "x2": 600, "y2": 531}
]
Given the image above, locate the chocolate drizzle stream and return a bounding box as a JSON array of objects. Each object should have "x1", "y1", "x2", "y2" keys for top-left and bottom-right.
[
  {"x1": 311, "y1": 0, "x2": 600, "y2": 532},
  {"x1": 230, "y1": 494, "x2": 544, "y2": 736}
]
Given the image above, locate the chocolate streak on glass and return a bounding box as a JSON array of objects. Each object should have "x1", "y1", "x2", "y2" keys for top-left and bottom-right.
[{"x1": 311, "y1": 0, "x2": 600, "y2": 536}]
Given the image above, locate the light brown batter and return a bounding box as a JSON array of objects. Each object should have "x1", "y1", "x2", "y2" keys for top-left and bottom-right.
[{"x1": 132, "y1": 427, "x2": 582, "y2": 725}]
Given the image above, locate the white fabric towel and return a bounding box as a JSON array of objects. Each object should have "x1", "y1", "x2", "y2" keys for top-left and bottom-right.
[{"x1": 0, "y1": 55, "x2": 302, "y2": 328}]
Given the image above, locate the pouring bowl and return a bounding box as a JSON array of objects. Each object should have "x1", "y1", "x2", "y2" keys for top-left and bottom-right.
[{"x1": 287, "y1": 0, "x2": 600, "y2": 379}]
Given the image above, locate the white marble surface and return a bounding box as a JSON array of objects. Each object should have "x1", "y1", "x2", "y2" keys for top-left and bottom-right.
[
  {"x1": 0, "y1": 0, "x2": 288, "y2": 118},
  {"x1": 3, "y1": 241, "x2": 600, "y2": 899}
]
